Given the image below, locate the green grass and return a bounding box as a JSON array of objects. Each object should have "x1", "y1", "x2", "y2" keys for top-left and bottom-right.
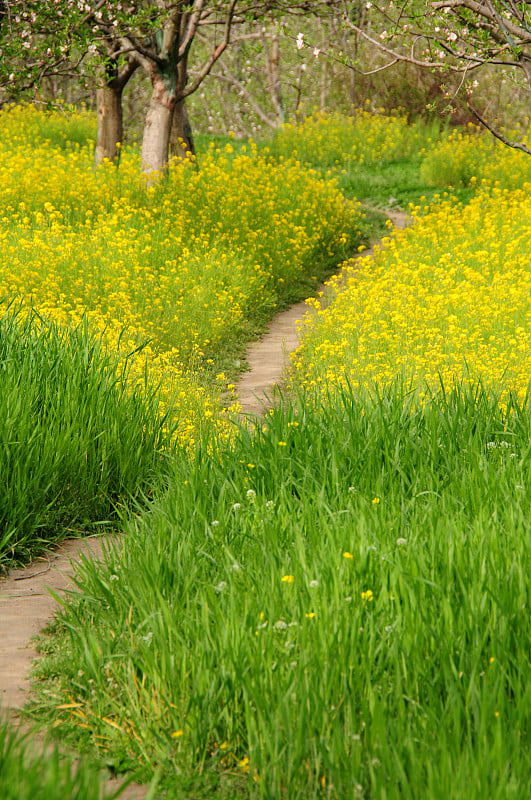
[
  {"x1": 265, "y1": 112, "x2": 457, "y2": 211},
  {"x1": 0, "y1": 306, "x2": 174, "y2": 568},
  {"x1": 30, "y1": 381, "x2": 531, "y2": 799},
  {"x1": 0, "y1": 718, "x2": 140, "y2": 800},
  {"x1": 336, "y1": 155, "x2": 476, "y2": 209}
]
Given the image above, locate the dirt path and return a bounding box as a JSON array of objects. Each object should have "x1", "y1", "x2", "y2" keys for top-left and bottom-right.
[
  {"x1": 0, "y1": 536, "x2": 113, "y2": 712},
  {"x1": 237, "y1": 210, "x2": 408, "y2": 416},
  {"x1": 0, "y1": 209, "x2": 407, "y2": 797},
  {"x1": 1, "y1": 534, "x2": 148, "y2": 799}
]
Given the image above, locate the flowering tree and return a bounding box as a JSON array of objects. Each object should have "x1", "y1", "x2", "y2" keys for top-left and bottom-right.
[
  {"x1": 0, "y1": 1, "x2": 240, "y2": 170},
  {"x1": 340, "y1": 0, "x2": 531, "y2": 153},
  {"x1": 0, "y1": 1, "x2": 343, "y2": 174}
]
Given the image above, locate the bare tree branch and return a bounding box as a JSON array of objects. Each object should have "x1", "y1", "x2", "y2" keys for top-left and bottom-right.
[
  {"x1": 182, "y1": 0, "x2": 238, "y2": 99},
  {"x1": 467, "y1": 100, "x2": 531, "y2": 153},
  {"x1": 208, "y1": 64, "x2": 278, "y2": 126}
]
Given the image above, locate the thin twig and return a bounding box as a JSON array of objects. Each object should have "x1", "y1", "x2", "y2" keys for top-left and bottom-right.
[
  {"x1": 14, "y1": 556, "x2": 52, "y2": 581},
  {"x1": 467, "y1": 101, "x2": 531, "y2": 154}
]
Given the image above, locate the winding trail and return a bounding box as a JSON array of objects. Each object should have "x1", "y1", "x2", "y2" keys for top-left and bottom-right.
[
  {"x1": 0, "y1": 209, "x2": 407, "y2": 796},
  {"x1": 237, "y1": 210, "x2": 408, "y2": 416}
]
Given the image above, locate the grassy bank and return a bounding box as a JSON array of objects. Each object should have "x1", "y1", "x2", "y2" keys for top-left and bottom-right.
[
  {"x1": 0, "y1": 718, "x2": 154, "y2": 799},
  {"x1": 31, "y1": 382, "x2": 530, "y2": 798},
  {"x1": 0, "y1": 307, "x2": 176, "y2": 567}
]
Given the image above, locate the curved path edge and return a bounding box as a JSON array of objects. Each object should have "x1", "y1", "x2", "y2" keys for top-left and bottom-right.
[{"x1": 236, "y1": 210, "x2": 408, "y2": 416}]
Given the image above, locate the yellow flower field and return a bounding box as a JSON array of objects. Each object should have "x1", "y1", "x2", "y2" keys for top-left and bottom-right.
[
  {"x1": 420, "y1": 124, "x2": 531, "y2": 189},
  {"x1": 0, "y1": 105, "x2": 362, "y2": 448},
  {"x1": 271, "y1": 108, "x2": 432, "y2": 168},
  {"x1": 292, "y1": 186, "x2": 531, "y2": 402}
]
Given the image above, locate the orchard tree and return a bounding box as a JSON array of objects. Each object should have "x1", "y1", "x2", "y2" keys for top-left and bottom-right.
[
  {"x1": 0, "y1": 2, "x2": 143, "y2": 165},
  {"x1": 0, "y1": 1, "x2": 344, "y2": 175},
  {"x1": 337, "y1": 0, "x2": 531, "y2": 153}
]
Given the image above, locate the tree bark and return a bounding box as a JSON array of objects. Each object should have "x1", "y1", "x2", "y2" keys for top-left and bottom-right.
[
  {"x1": 169, "y1": 98, "x2": 196, "y2": 161},
  {"x1": 264, "y1": 27, "x2": 285, "y2": 125},
  {"x1": 94, "y1": 81, "x2": 123, "y2": 167},
  {"x1": 141, "y1": 43, "x2": 191, "y2": 176},
  {"x1": 140, "y1": 78, "x2": 174, "y2": 177},
  {"x1": 94, "y1": 57, "x2": 138, "y2": 168}
]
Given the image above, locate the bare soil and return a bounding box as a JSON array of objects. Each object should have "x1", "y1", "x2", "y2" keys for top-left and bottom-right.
[{"x1": 1, "y1": 534, "x2": 148, "y2": 799}]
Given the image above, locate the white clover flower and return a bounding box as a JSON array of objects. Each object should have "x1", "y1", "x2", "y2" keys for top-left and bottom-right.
[
  {"x1": 211, "y1": 520, "x2": 220, "y2": 527},
  {"x1": 246, "y1": 489, "x2": 256, "y2": 499},
  {"x1": 396, "y1": 538, "x2": 407, "y2": 546},
  {"x1": 232, "y1": 502, "x2": 241, "y2": 511},
  {"x1": 309, "y1": 579, "x2": 319, "y2": 588},
  {"x1": 274, "y1": 619, "x2": 288, "y2": 630},
  {"x1": 215, "y1": 581, "x2": 228, "y2": 593}
]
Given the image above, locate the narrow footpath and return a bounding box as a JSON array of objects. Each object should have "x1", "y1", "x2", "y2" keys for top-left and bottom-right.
[
  {"x1": 237, "y1": 210, "x2": 408, "y2": 415},
  {"x1": 0, "y1": 210, "x2": 407, "y2": 796}
]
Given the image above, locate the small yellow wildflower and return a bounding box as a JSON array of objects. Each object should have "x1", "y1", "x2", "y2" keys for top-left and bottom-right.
[
  {"x1": 361, "y1": 589, "x2": 374, "y2": 602},
  {"x1": 171, "y1": 730, "x2": 184, "y2": 738},
  {"x1": 372, "y1": 497, "x2": 380, "y2": 505},
  {"x1": 281, "y1": 574, "x2": 294, "y2": 583},
  {"x1": 343, "y1": 551, "x2": 354, "y2": 559},
  {"x1": 278, "y1": 441, "x2": 287, "y2": 447},
  {"x1": 305, "y1": 612, "x2": 315, "y2": 619}
]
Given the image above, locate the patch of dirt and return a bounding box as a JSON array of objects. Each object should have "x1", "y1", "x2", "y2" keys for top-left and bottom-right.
[{"x1": 1, "y1": 536, "x2": 111, "y2": 712}]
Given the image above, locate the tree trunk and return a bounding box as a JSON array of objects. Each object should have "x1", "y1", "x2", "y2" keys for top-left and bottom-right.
[
  {"x1": 94, "y1": 82, "x2": 123, "y2": 167},
  {"x1": 141, "y1": 79, "x2": 174, "y2": 178},
  {"x1": 169, "y1": 98, "x2": 196, "y2": 161},
  {"x1": 265, "y1": 28, "x2": 285, "y2": 125}
]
